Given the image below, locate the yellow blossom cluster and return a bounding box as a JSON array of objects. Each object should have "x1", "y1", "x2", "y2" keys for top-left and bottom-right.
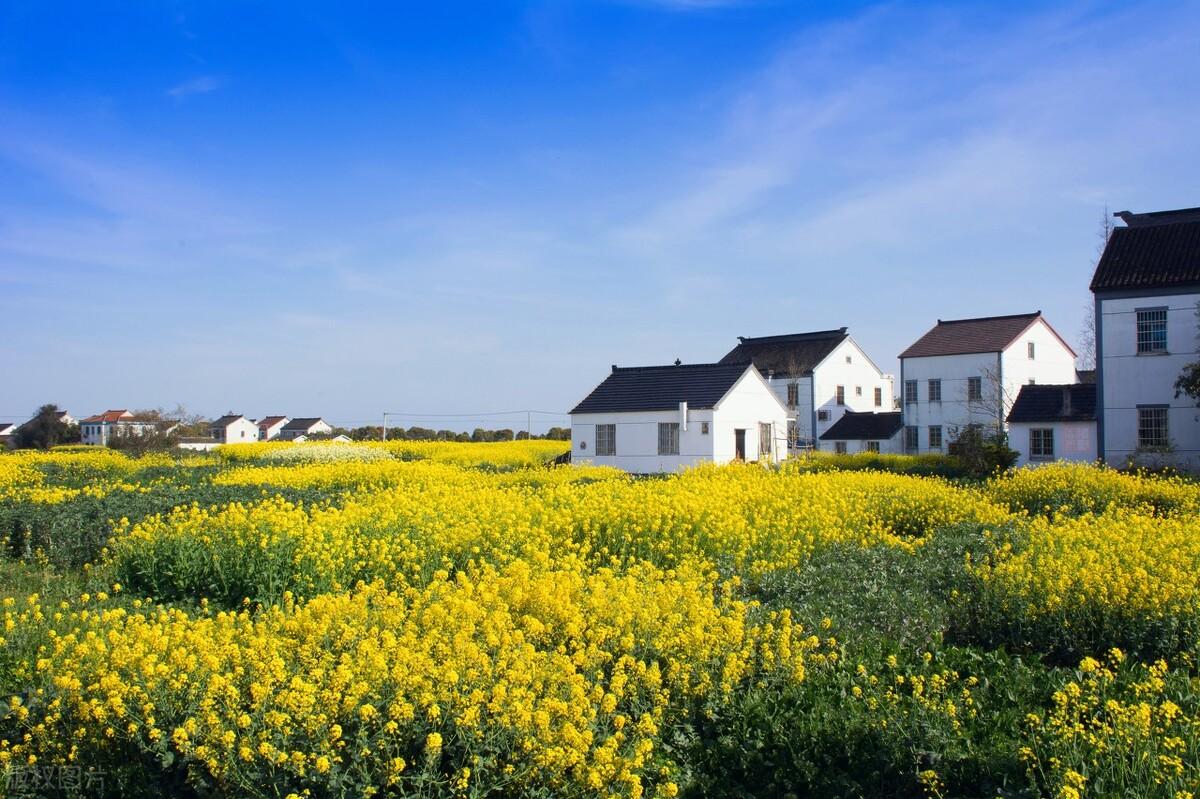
[
  {"x1": 1022, "y1": 650, "x2": 1200, "y2": 798},
  {"x1": 985, "y1": 462, "x2": 1200, "y2": 518},
  {"x1": 111, "y1": 464, "x2": 1012, "y2": 606},
  {"x1": 1, "y1": 560, "x2": 814, "y2": 797}
]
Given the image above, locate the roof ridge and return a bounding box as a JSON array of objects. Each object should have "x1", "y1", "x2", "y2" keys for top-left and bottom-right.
[
  {"x1": 934, "y1": 311, "x2": 1040, "y2": 325},
  {"x1": 735, "y1": 328, "x2": 848, "y2": 343},
  {"x1": 612, "y1": 362, "x2": 742, "y2": 372}
]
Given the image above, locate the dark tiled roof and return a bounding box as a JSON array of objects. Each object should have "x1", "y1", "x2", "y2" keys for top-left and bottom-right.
[
  {"x1": 1006, "y1": 384, "x2": 1096, "y2": 423},
  {"x1": 1090, "y1": 211, "x2": 1200, "y2": 292},
  {"x1": 1075, "y1": 369, "x2": 1096, "y2": 384},
  {"x1": 819, "y1": 411, "x2": 903, "y2": 441},
  {"x1": 283, "y1": 417, "x2": 325, "y2": 430},
  {"x1": 900, "y1": 313, "x2": 1046, "y2": 358},
  {"x1": 571, "y1": 363, "x2": 753, "y2": 414},
  {"x1": 719, "y1": 329, "x2": 848, "y2": 377},
  {"x1": 211, "y1": 414, "x2": 245, "y2": 427}
]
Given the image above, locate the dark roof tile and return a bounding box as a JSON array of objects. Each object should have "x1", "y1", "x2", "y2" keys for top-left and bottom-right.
[
  {"x1": 1006, "y1": 383, "x2": 1096, "y2": 423},
  {"x1": 571, "y1": 363, "x2": 754, "y2": 414},
  {"x1": 719, "y1": 329, "x2": 848, "y2": 377},
  {"x1": 900, "y1": 313, "x2": 1048, "y2": 358},
  {"x1": 1090, "y1": 211, "x2": 1200, "y2": 291},
  {"x1": 819, "y1": 411, "x2": 903, "y2": 441}
]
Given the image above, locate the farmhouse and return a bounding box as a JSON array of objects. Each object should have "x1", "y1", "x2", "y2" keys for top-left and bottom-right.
[
  {"x1": 208, "y1": 414, "x2": 259, "y2": 443},
  {"x1": 279, "y1": 417, "x2": 333, "y2": 440},
  {"x1": 79, "y1": 410, "x2": 160, "y2": 446},
  {"x1": 1092, "y1": 207, "x2": 1200, "y2": 470},
  {"x1": 570, "y1": 362, "x2": 788, "y2": 473},
  {"x1": 257, "y1": 415, "x2": 290, "y2": 441},
  {"x1": 819, "y1": 411, "x2": 904, "y2": 454},
  {"x1": 1007, "y1": 383, "x2": 1098, "y2": 467},
  {"x1": 719, "y1": 328, "x2": 894, "y2": 452},
  {"x1": 898, "y1": 312, "x2": 1077, "y2": 454}
]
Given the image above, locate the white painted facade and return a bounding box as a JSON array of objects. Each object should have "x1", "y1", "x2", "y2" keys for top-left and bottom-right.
[
  {"x1": 279, "y1": 419, "x2": 334, "y2": 440},
  {"x1": 1009, "y1": 421, "x2": 1097, "y2": 468},
  {"x1": 821, "y1": 432, "x2": 903, "y2": 455},
  {"x1": 258, "y1": 417, "x2": 290, "y2": 441},
  {"x1": 209, "y1": 416, "x2": 259, "y2": 444},
  {"x1": 80, "y1": 413, "x2": 159, "y2": 446},
  {"x1": 771, "y1": 338, "x2": 895, "y2": 451},
  {"x1": 1096, "y1": 291, "x2": 1200, "y2": 470},
  {"x1": 901, "y1": 319, "x2": 1077, "y2": 454},
  {"x1": 571, "y1": 368, "x2": 788, "y2": 474}
]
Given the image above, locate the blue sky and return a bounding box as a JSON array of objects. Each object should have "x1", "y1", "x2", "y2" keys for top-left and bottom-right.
[{"x1": 2, "y1": 1, "x2": 1199, "y2": 431}]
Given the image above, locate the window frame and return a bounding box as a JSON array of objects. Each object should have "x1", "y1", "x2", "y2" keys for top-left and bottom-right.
[
  {"x1": 927, "y1": 379, "x2": 942, "y2": 403},
  {"x1": 928, "y1": 425, "x2": 943, "y2": 450},
  {"x1": 904, "y1": 425, "x2": 919, "y2": 452},
  {"x1": 1136, "y1": 405, "x2": 1169, "y2": 450},
  {"x1": 786, "y1": 382, "x2": 799, "y2": 407},
  {"x1": 595, "y1": 423, "x2": 616, "y2": 456},
  {"x1": 759, "y1": 422, "x2": 772, "y2": 458},
  {"x1": 874, "y1": 387, "x2": 883, "y2": 407},
  {"x1": 657, "y1": 422, "x2": 680, "y2": 456},
  {"x1": 835, "y1": 385, "x2": 845, "y2": 406},
  {"x1": 967, "y1": 376, "x2": 983, "y2": 402},
  {"x1": 834, "y1": 441, "x2": 848, "y2": 455},
  {"x1": 1135, "y1": 307, "x2": 1168, "y2": 354},
  {"x1": 866, "y1": 440, "x2": 880, "y2": 453},
  {"x1": 904, "y1": 380, "x2": 918, "y2": 404},
  {"x1": 1029, "y1": 427, "x2": 1055, "y2": 460},
  {"x1": 1027, "y1": 341, "x2": 1036, "y2": 360}
]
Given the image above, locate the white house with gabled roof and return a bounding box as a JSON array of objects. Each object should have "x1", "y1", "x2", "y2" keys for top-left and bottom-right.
[
  {"x1": 898, "y1": 312, "x2": 1077, "y2": 454},
  {"x1": 209, "y1": 414, "x2": 259, "y2": 444},
  {"x1": 1092, "y1": 207, "x2": 1200, "y2": 470},
  {"x1": 719, "y1": 328, "x2": 894, "y2": 452},
  {"x1": 569, "y1": 361, "x2": 789, "y2": 474}
]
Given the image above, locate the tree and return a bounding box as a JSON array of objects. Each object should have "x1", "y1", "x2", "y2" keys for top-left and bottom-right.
[
  {"x1": 1175, "y1": 301, "x2": 1200, "y2": 405},
  {"x1": 13, "y1": 404, "x2": 78, "y2": 449},
  {"x1": 1077, "y1": 206, "x2": 1113, "y2": 370},
  {"x1": 107, "y1": 422, "x2": 179, "y2": 455}
]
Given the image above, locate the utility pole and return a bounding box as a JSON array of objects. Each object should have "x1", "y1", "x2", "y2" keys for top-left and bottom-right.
[
  {"x1": 527, "y1": 410, "x2": 531, "y2": 440},
  {"x1": 381, "y1": 412, "x2": 388, "y2": 441}
]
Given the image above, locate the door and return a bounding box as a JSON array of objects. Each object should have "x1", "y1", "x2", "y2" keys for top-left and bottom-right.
[{"x1": 734, "y1": 429, "x2": 746, "y2": 461}]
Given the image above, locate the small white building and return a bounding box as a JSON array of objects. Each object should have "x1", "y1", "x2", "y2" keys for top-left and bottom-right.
[
  {"x1": 79, "y1": 410, "x2": 159, "y2": 446},
  {"x1": 719, "y1": 329, "x2": 894, "y2": 453},
  {"x1": 1007, "y1": 384, "x2": 1097, "y2": 467},
  {"x1": 257, "y1": 415, "x2": 290, "y2": 441},
  {"x1": 1093, "y1": 207, "x2": 1200, "y2": 471},
  {"x1": 279, "y1": 417, "x2": 333, "y2": 440},
  {"x1": 818, "y1": 411, "x2": 904, "y2": 454},
  {"x1": 898, "y1": 312, "x2": 1078, "y2": 454},
  {"x1": 209, "y1": 414, "x2": 259, "y2": 444},
  {"x1": 570, "y1": 361, "x2": 789, "y2": 474},
  {"x1": 0, "y1": 422, "x2": 15, "y2": 447}
]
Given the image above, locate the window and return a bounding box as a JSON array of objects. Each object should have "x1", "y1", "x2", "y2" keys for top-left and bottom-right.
[
  {"x1": 759, "y1": 423, "x2": 772, "y2": 457},
  {"x1": 928, "y1": 379, "x2": 942, "y2": 403},
  {"x1": 700, "y1": 422, "x2": 709, "y2": 435},
  {"x1": 595, "y1": 424, "x2": 616, "y2": 456},
  {"x1": 658, "y1": 422, "x2": 680, "y2": 455},
  {"x1": 1029, "y1": 428, "x2": 1054, "y2": 460},
  {"x1": 855, "y1": 386, "x2": 862, "y2": 397},
  {"x1": 1137, "y1": 406, "x2": 1169, "y2": 449},
  {"x1": 817, "y1": 409, "x2": 830, "y2": 422},
  {"x1": 904, "y1": 426, "x2": 919, "y2": 452},
  {"x1": 1027, "y1": 341, "x2": 1036, "y2": 360},
  {"x1": 928, "y1": 425, "x2": 943, "y2": 450},
  {"x1": 787, "y1": 420, "x2": 797, "y2": 445},
  {"x1": 866, "y1": 441, "x2": 880, "y2": 453},
  {"x1": 904, "y1": 380, "x2": 918, "y2": 404},
  {"x1": 835, "y1": 385, "x2": 845, "y2": 405},
  {"x1": 845, "y1": 355, "x2": 852, "y2": 364},
  {"x1": 834, "y1": 441, "x2": 847, "y2": 454},
  {"x1": 1136, "y1": 308, "x2": 1168, "y2": 353},
  {"x1": 874, "y1": 387, "x2": 883, "y2": 407},
  {"x1": 967, "y1": 376, "x2": 983, "y2": 402},
  {"x1": 787, "y1": 382, "x2": 799, "y2": 407}
]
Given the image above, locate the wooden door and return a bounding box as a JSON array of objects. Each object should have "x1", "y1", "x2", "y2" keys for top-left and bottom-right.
[{"x1": 734, "y1": 429, "x2": 746, "y2": 461}]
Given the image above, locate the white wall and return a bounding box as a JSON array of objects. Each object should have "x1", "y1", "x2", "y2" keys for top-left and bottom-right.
[
  {"x1": 1000, "y1": 320, "x2": 1079, "y2": 406},
  {"x1": 570, "y1": 369, "x2": 788, "y2": 473},
  {"x1": 1099, "y1": 292, "x2": 1200, "y2": 470},
  {"x1": 823, "y1": 433, "x2": 903, "y2": 455},
  {"x1": 812, "y1": 338, "x2": 893, "y2": 450},
  {"x1": 259, "y1": 420, "x2": 288, "y2": 440},
  {"x1": 1009, "y1": 421, "x2": 1097, "y2": 467},
  {"x1": 571, "y1": 407, "x2": 718, "y2": 473}
]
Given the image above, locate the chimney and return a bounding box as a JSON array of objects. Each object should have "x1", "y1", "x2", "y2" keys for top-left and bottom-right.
[
  {"x1": 674, "y1": 358, "x2": 682, "y2": 366},
  {"x1": 679, "y1": 401, "x2": 688, "y2": 431},
  {"x1": 611, "y1": 364, "x2": 618, "y2": 373}
]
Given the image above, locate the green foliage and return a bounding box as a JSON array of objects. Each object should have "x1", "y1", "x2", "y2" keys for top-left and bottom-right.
[
  {"x1": 11, "y1": 405, "x2": 78, "y2": 450},
  {"x1": 948, "y1": 426, "x2": 1019, "y2": 477}
]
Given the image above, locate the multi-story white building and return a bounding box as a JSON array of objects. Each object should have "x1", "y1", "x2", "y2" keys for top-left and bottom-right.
[
  {"x1": 257, "y1": 416, "x2": 290, "y2": 441},
  {"x1": 898, "y1": 312, "x2": 1077, "y2": 454},
  {"x1": 570, "y1": 362, "x2": 788, "y2": 473},
  {"x1": 79, "y1": 409, "x2": 160, "y2": 446},
  {"x1": 718, "y1": 329, "x2": 894, "y2": 452},
  {"x1": 1092, "y1": 207, "x2": 1200, "y2": 470},
  {"x1": 209, "y1": 414, "x2": 260, "y2": 444}
]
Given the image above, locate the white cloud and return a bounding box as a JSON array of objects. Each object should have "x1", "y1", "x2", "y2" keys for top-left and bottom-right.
[{"x1": 166, "y1": 75, "x2": 222, "y2": 98}]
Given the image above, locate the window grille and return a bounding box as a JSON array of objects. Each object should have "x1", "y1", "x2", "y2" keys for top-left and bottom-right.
[
  {"x1": 1030, "y1": 428, "x2": 1054, "y2": 459},
  {"x1": 1136, "y1": 308, "x2": 1168, "y2": 353},
  {"x1": 658, "y1": 422, "x2": 680, "y2": 455},
  {"x1": 595, "y1": 424, "x2": 616, "y2": 456},
  {"x1": 1137, "y1": 406, "x2": 1169, "y2": 449},
  {"x1": 928, "y1": 379, "x2": 942, "y2": 403}
]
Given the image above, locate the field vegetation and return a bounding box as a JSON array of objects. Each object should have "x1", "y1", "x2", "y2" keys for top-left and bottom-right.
[{"x1": 1, "y1": 442, "x2": 1198, "y2": 798}]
